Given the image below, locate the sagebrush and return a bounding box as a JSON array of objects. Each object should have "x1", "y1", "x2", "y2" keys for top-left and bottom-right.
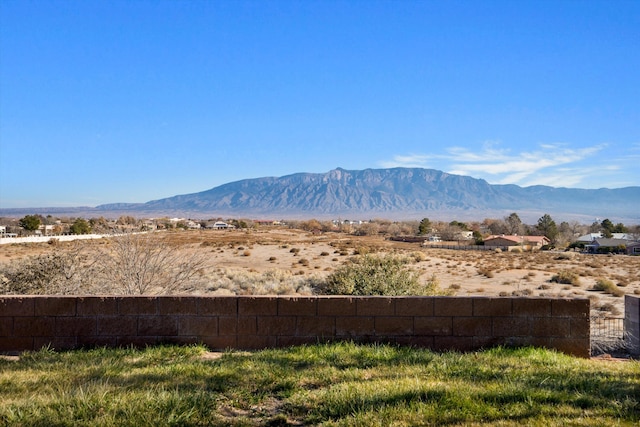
[{"x1": 322, "y1": 253, "x2": 441, "y2": 296}]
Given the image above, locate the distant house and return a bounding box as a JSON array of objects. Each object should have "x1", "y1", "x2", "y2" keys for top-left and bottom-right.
[
  {"x1": 585, "y1": 238, "x2": 629, "y2": 254},
  {"x1": 459, "y1": 231, "x2": 473, "y2": 240},
  {"x1": 483, "y1": 235, "x2": 550, "y2": 250},
  {"x1": 208, "y1": 221, "x2": 235, "y2": 230},
  {"x1": 626, "y1": 241, "x2": 640, "y2": 255},
  {"x1": 36, "y1": 225, "x2": 55, "y2": 235},
  {"x1": 577, "y1": 232, "x2": 631, "y2": 243},
  {"x1": 142, "y1": 220, "x2": 157, "y2": 231},
  {"x1": 576, "y1": 233, "x2": 603, "y2": 243}
]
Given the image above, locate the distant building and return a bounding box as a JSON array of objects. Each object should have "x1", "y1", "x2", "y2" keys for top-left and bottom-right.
[
  {"x1": 585, "y1": 238, "x2": 629, "y2": 254},
  {"x1": 207, "y1": 221, "x2": 235, "y2": 230},
  {"x1": 626, "y1": 241, "x2": 640, "y2": 255},
  {"x1": 576, "y1": 232, "x2": 631, "y2": 243},
  {"x1": 483, "y1": 235, "x2": 550, "y2": 250}
]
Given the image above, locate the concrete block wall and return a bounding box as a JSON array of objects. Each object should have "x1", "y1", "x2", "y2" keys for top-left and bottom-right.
[
  {"x1": 625, "y1": 295, "x2": 640, "y2": 355},
  {"x1": 0, "y1": 296, "x2": 590, "y2": 357}
]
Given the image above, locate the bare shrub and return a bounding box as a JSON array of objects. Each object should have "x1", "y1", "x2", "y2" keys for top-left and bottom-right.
[
  {"x1": 555, "y1": 252, "x2": 575, "y2": 260},
  {"x1": 477, "y1": 266, "x2": 494, "y2": 278},
  {"x1": 595, "y1": 301, "x2": 621, "y2": 316},
  {"x1": 0, "y1": 244, "x2": 96, "y2": 294},
  {"x1": 411, "y1": 251, "x2": 427, "y2": 262},
  {"x1": 208, "y1": 268, "x2": 321, "y2": 295},
  {"x1": 98, "y1": 233, "x2": 207, "y2": 295},
  {"x1": 616, "y1": 278, "x2": 629, "y2": 287},
  {"x1": 550, "y1": 270, "x2": 580, "y2": 286}
]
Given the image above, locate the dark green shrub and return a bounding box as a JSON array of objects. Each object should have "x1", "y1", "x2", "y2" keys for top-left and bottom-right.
[{"x1": 321, "y1": 254, "x2": 436, "y2": 296}]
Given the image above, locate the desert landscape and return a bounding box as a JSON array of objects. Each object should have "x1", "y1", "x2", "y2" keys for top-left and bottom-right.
[{"x1": 1, "y1": 227, "x2": 638, "y2": 321}]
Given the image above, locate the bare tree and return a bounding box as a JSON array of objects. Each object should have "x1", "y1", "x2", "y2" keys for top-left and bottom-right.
[
  {"x1": 484, "y1": 218, "x2": 508, "y2": 235},
  {"x1": 505, "y1": 213, "x2": 524, "y2": 235},
  {"x1": 98, "y1": 233, "x2": 207, "y2": 295},
  {"x1": 354, "y1": 222, "x2": 380, "y2": 236}
]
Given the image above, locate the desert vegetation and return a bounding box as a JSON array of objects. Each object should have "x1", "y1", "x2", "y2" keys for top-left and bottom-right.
[{"x1": 1, "y1": 221, "x2": 639, "y2": 318}]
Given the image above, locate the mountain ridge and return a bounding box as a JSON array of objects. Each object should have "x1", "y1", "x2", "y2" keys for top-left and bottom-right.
[{"x1": 90, "y1": 167, "x2": 638, "y2": 222}]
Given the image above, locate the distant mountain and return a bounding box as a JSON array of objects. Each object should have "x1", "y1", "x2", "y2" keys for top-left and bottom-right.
[{"x1": 93, "y1": 167, "x2": 640, "y2": 222}]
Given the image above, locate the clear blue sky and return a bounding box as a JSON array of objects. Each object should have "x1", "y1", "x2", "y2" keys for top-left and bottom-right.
[{"x1": 1, "y1": 0, "x2": 639, "y2": 208}]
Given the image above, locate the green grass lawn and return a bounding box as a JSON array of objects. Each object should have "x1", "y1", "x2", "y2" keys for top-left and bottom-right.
[{"x1": 1, "y1": 343, "x2": 638, "y2": 426}]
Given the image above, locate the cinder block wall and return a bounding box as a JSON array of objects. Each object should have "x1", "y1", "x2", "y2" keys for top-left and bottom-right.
[
  {"x1": 0, "y1": 296, "x2": 590, "y2": 357},
  {"x1": 625, "y1": 295, "x2": 640, "y2": 355}
]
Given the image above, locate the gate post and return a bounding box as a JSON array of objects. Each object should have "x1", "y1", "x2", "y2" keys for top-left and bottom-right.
[{"x1": 625, "y1": 295, "x2": 640, "y2": 356}]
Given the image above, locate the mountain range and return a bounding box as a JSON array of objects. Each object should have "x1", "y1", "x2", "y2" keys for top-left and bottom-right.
[
  {"x1": 83, "y1": 167, "x2": 639, "y2": 222},
  {"x1": 1, "y1": 168, "x2": 637, "y2": 222}
]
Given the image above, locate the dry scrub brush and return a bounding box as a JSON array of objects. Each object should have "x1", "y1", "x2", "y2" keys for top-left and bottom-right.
[
  {"x1": 592, "y1": 278, "x2": 625, "y2": 297},
  {"x1": 321, "y1": 254, "x2": 444, "y2": 296},
  {"x1": 0, "y1": 243, "x2": 98, "y2": 295},
  {"x1": 98, "y1": 233, "x2": 208, "y2": 295},
  {"x1": 206, "y1": 268, "x2": 322, "y2": 295},
  {"x1": 550, "y1": 270, "x2": 581, "y2": 286}
]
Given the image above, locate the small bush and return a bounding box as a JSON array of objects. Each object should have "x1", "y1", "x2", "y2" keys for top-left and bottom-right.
[
  {"x1": 321, "y1": 254, "x2": 436, "y2": 296},
  {"x1": 411, "y1": 251, "x2": 427, "y2": 262},
  {"x1": 477, "y1": 266, "x2": 494, "y2": 278},
  {"x1": 550, "y1": 270, "x2": 580, "y2": 286},
  {"x1": 592, "y1": 278, "x2": 625, "y2": 297}
]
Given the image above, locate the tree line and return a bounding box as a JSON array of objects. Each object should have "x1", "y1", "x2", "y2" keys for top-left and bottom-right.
[{"x1": 4, "y1": 212, "x2": 638, "y2": 248}]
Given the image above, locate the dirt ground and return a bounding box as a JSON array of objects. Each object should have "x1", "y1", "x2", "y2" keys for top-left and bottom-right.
[{"x1": 1, "y1": 227, "x2": 639, "y2": 318}]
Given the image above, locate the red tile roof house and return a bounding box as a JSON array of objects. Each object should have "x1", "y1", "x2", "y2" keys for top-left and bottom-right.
[{"x1": 483, "y1": 235, "x2": 551, "y2": 251}]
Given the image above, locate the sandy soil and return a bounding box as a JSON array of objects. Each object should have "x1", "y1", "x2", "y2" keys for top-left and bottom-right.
[{"x1": 1, "y1": 228, "x2": 639, "y2": 318}]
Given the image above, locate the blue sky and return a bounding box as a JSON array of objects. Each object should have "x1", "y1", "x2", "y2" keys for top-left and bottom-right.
[{"x1": 1, "y1": 0, "x2": 639, "y2": 208}]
